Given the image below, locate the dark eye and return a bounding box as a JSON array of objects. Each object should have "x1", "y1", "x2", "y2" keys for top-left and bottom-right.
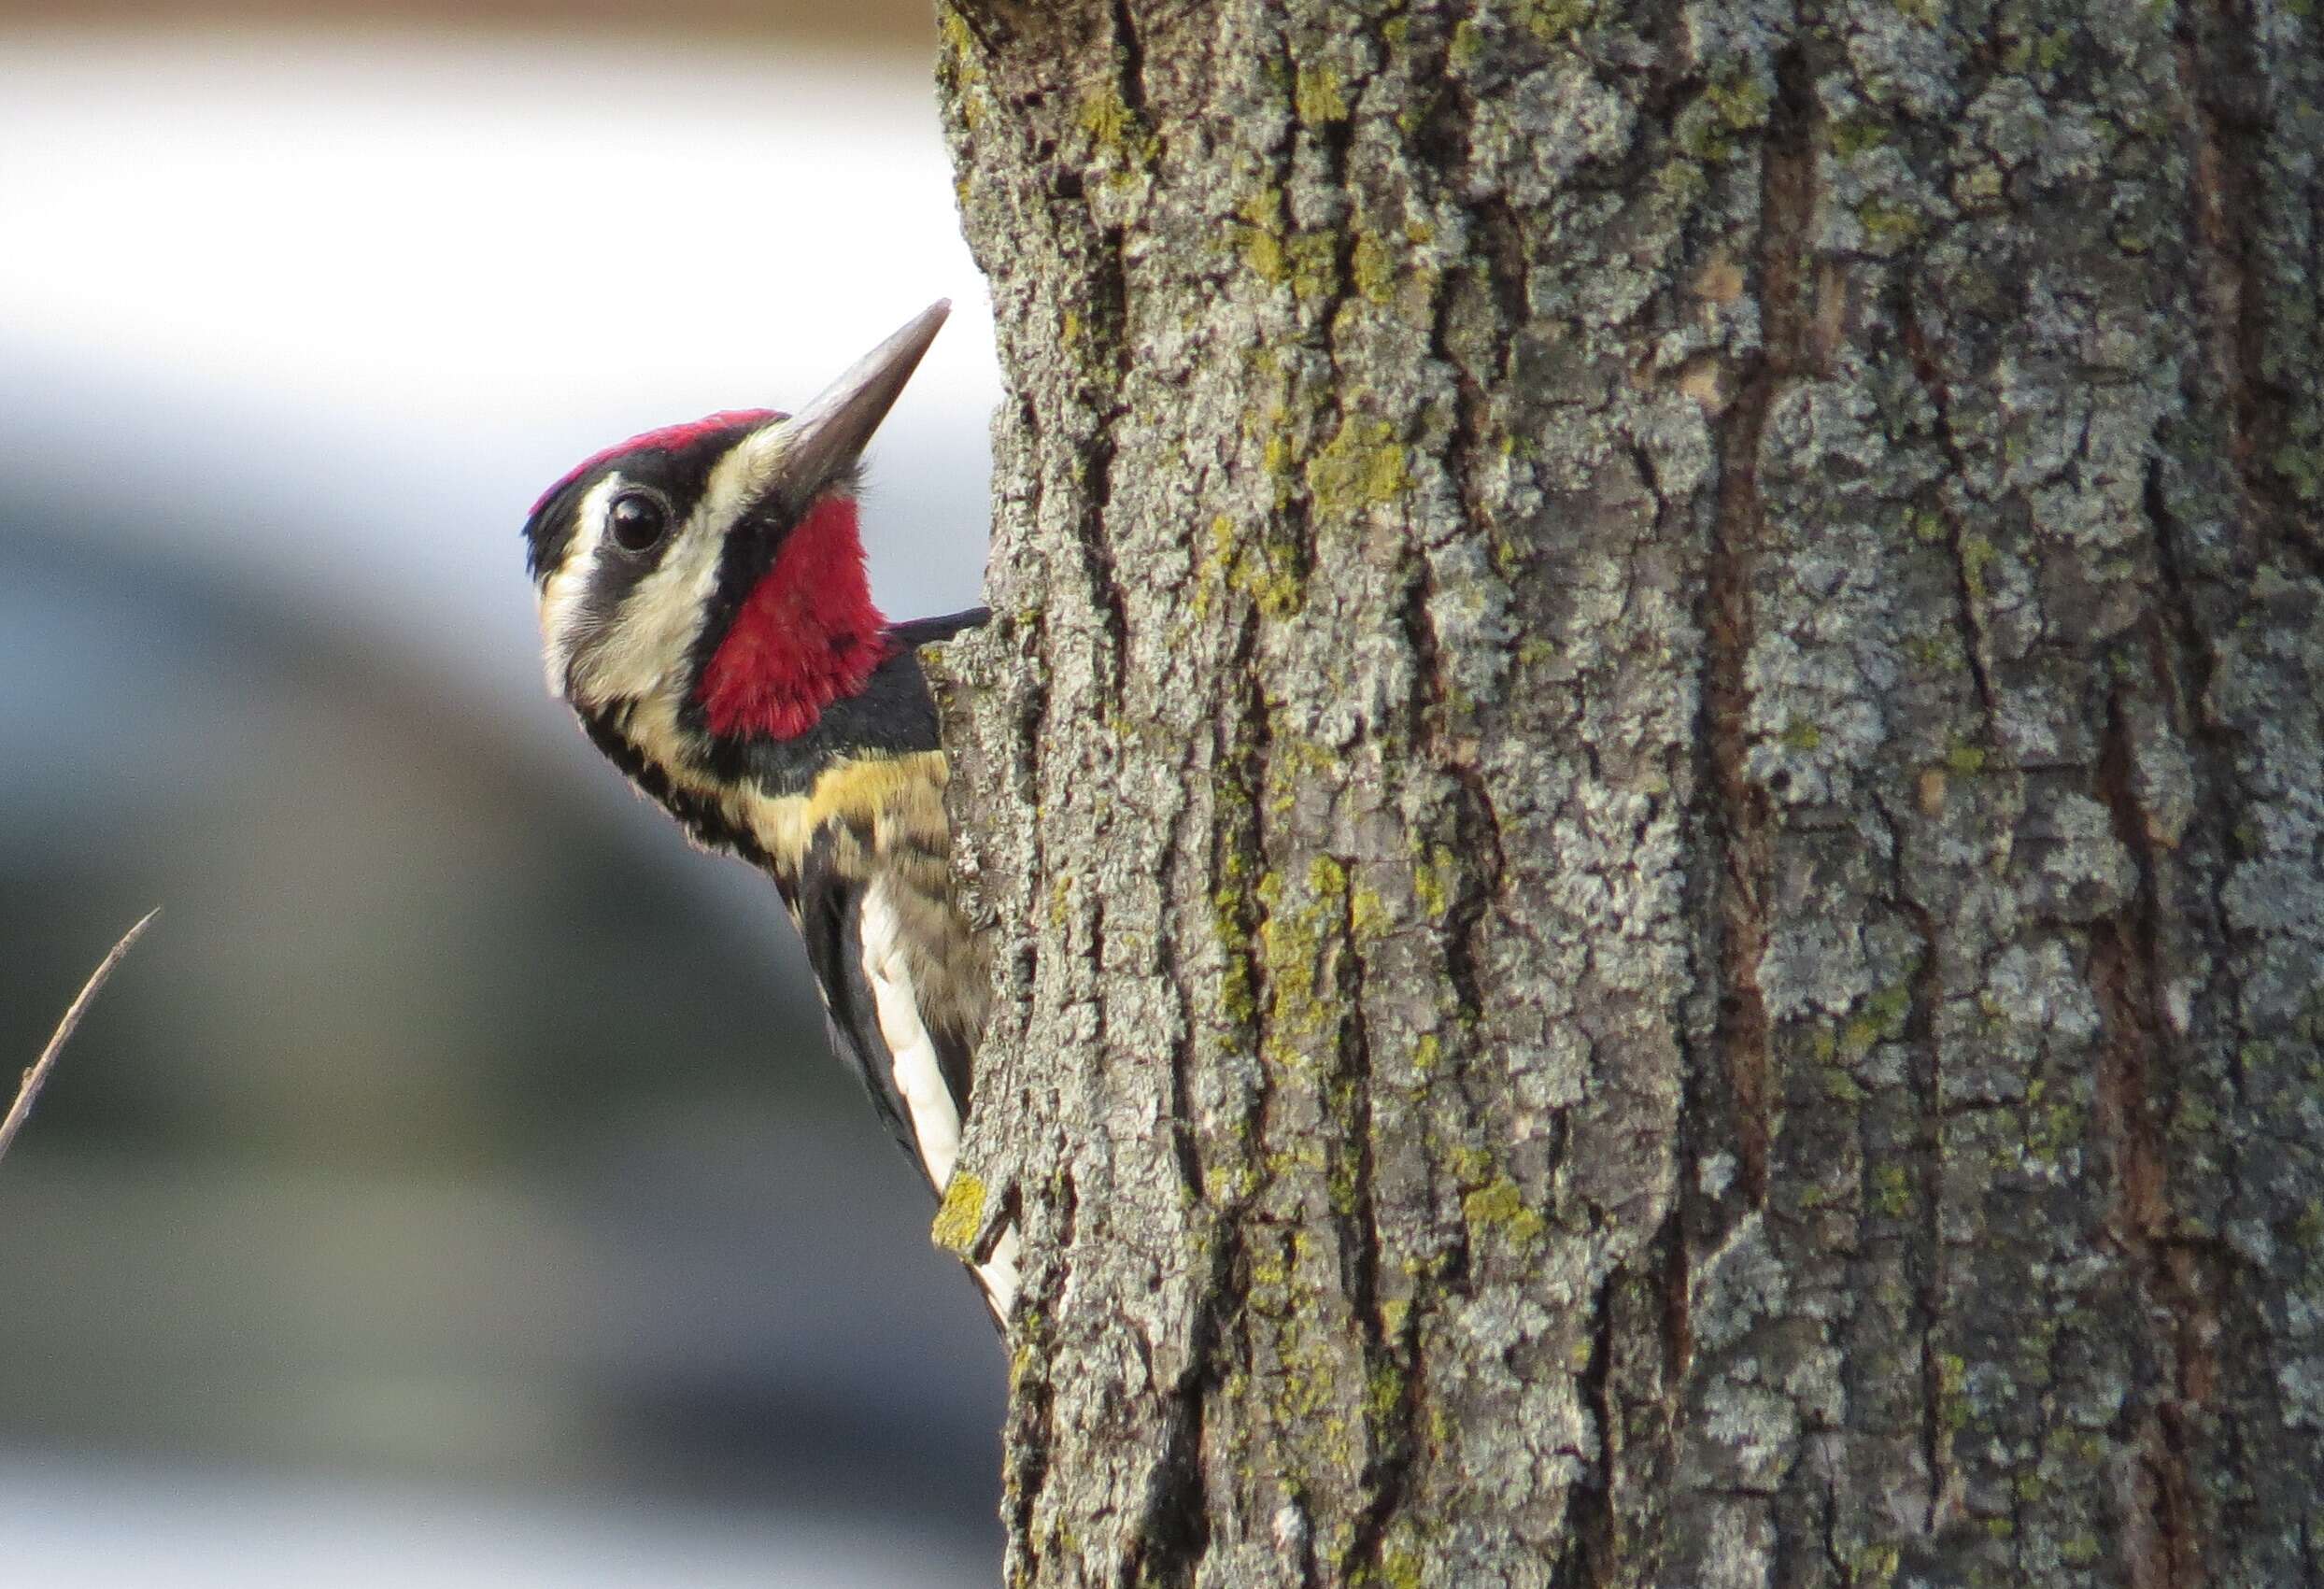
[{"x1": 607, "y1": 490, "x2": 670, "y2": 553}]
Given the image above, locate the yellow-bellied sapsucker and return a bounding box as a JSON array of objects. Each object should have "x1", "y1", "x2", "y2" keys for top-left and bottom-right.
[{"x1": 520, "y1": 304, "x2": 1015, "y2": 1321}]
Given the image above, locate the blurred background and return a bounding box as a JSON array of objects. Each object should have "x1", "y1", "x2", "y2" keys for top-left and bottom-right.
[{"x1": 0, "y1": 5, "x2": 1007, "y2": 1583}]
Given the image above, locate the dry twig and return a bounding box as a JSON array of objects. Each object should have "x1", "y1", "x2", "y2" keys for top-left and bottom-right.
[{"x1": 0, "y1": 908, "x2": 160, "y2": 1165}]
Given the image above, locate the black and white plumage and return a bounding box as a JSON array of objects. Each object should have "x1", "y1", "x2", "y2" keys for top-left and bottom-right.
[{"x1": 519, "y1": 305, "x2": 1017, "y2": 1322}]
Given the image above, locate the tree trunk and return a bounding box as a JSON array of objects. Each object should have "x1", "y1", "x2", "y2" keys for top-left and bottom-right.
[{"x1": 926, "y1": 0, "x2": 2324, "y2": 1582}]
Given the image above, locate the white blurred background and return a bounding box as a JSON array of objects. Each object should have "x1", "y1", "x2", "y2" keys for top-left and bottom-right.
[{"x1": 0, "y1": 7, "x2": 1006, "y2": 1583}]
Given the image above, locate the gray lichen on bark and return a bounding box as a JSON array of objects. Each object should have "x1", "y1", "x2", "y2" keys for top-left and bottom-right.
[{"x1": 925, "y1": 0, "x2": 2324, "y2": 1583}]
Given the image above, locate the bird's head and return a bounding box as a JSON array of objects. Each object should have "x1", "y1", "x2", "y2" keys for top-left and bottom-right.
[{"x1": 522, "y1": 301, "x2": 948, "y2": 745}]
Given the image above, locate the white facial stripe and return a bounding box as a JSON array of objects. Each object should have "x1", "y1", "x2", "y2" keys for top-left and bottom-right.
[
  {"x1": 535, "y1": 475, "x2": 616, "y2": 696},
  {"x1": 698, "y1": 419, "x2": 791, "y2": 533},
  {"x1": 860, "y1": 877, "x2": 964, "y2": 1192}
]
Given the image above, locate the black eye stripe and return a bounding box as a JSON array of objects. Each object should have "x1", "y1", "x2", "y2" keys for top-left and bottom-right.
[
  {"x1": 567, "y1": 483, "x2": 685, "y2": 642},
  {"x1": 573, "y1": 550, "x2": 662, "y2": 662}
]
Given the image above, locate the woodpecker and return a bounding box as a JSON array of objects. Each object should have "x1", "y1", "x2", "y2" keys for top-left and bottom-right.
[{"x1": 521, "y1": 303, "x2": 1016, "y2": 1322}]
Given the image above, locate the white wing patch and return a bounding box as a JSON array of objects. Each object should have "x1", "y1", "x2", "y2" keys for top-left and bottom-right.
[
  {"x1": 862, "y1": 876, "x2": 1020, "y2": 1324},
  {"x1": 975, "y1": 1225, "x2": 1022, "y2": 1323},
  {"x1": 859, "y1": 878, "x2": 963, "y2": 1192}
]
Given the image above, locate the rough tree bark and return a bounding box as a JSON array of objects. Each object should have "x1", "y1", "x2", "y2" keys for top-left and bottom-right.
[{"x1": 923, "y1": 0, "x2": 2324, "y2": 1583}]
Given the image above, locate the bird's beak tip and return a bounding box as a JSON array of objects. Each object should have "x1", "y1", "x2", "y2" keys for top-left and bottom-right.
[{"x1": 770, "y1": 303, "x2": 954, "y2": 504}]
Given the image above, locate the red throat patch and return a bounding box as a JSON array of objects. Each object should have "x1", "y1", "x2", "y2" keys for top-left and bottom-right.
[{"x1": 696, "y1": 495, "x2": 890, "y2": 741}]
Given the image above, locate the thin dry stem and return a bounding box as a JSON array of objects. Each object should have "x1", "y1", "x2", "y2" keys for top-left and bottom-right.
[{"x1": 0, "y1": 907, "x2": 160, "y2": 1165}]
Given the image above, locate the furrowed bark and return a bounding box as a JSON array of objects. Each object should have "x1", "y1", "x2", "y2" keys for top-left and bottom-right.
[{"x1": 926, "y1": 1, "x2": 2324, "y2": 1583}]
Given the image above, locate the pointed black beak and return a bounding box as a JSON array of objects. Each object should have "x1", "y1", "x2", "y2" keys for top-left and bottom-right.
[{"x1": 764, "y1": 300, "x2": 950, "y2": 510}]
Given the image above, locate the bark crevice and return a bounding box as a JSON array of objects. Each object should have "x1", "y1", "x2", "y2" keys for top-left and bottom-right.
[
  {"x1": 2095, "y1": 688, "x2": 2214, "y2": 1589},
  {"x1": 1701, "y1": 42, "x2": 1818, "y2": 1213},
  {"x1": 2175, "y1": 4, "x2": 2314, "y2": 576}
]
